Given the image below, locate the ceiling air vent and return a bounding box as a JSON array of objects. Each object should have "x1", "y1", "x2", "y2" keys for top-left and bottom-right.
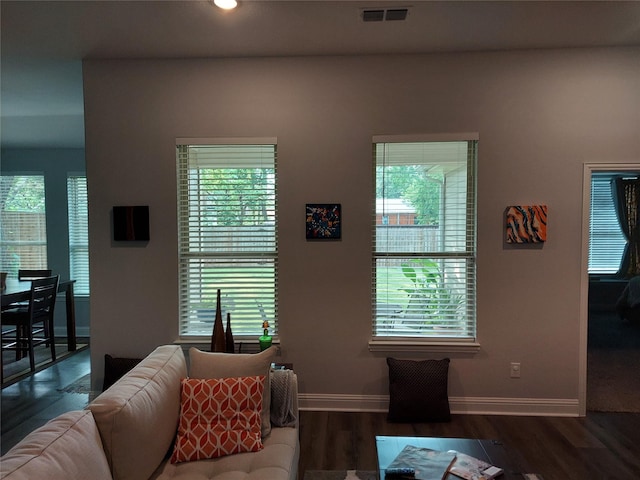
[
  {"x1": 385, "y1": 8, "x2": 408, "y2": 21},
  {"x1": 362, "y1": 9, "x2": 385, "y2": 22},
  {"x1": 362, "y1": 7, "x2": 409, "y2": 22}
]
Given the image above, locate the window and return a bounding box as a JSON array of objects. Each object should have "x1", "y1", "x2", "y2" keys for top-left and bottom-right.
[
  {"x1": 0, "y1": 175, "x2": 47, "y2": 275},
  {"x1": 372, "y1": 136, "x2": 477, "y2": 344},
  {"x1": 67, "y1": 176, "x2": 90, "y2": 295},
  {"x1": 177, "y1": 140, "x2": 277, "y2": 339},
  {"x1": 588, "y1": 173, "x2": 630, "y2": 275}
]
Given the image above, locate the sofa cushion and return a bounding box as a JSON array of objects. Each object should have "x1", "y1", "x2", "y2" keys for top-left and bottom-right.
[
  {"x1": 171, "y1": 376, "x2": 264, "y2": 463},
  {"x1": 88, "y1": 344, "x2": 187, "y2": 480},
  {"x1": 0, "y1": 410, "x2": 112, "y2": 480},
  {"x1": 151, "y1": 425, "x2": 300, "y2": 480},
  {"x1": 387, "y1": 357, "x2": 451, "y2": 422},
  {"x1": 189, "y1": 346, "x2": 276, "y2": 438}
]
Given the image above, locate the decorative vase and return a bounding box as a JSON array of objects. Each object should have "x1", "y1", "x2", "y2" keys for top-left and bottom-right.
[
  {"x1": 225, "y1": 312, "x2": 235, "y2": 353},
  {"x1": 258, "y1": 335, "x2": 272, "y2": 351},
  {"x1": 210, "y1": 289, "x2": 226, "y2": 352},
  {"x1": 259, "y1": 320, "x2": 272, "y2": 351}
]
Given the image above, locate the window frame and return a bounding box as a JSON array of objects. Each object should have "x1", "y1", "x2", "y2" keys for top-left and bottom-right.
[
  {"x1": 176, "y1": 137, "x2": 278, "y2": 342},
  {"x1": 67, "y1": 175, "x2": 90, "y2": 295},
  {"x1": 588, "y1": 172, "x2": 630, "y2": 276},
  {"x1": 369, "y1": 134, "x2": 479, "y2": 354},
  {"x1": 0, "y1": 174, "x2": 48, "y2": 276}
]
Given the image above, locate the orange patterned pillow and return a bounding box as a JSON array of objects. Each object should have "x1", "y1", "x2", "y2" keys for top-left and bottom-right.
[{"x1": 170, "y1": 376, "x2": 265, "y2": 463}]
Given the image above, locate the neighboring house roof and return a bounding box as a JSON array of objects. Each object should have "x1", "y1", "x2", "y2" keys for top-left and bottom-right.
[{"x1": 376, "y1": 199, "x2": 415, "y2": 214}]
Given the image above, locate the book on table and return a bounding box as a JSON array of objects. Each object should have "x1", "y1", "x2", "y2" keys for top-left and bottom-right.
[
  {"x1": 385, "y1": 444, "x2": 457, "y2": 479},
  {"x1": 446, "y1": 451, "x2": 504, "y2": 480}
]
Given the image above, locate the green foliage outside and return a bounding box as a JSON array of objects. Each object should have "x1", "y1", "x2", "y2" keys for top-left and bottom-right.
[
  {"x1": 2, "y1": 176, "x2": 45, "y2": 212},
  {"x1": 400, "y1": 258, "x2": 463, "y2": 326},
  {"x1": 0, "y1": 176, "x2": 47, "y2": 275},
  {"x1": 200, "y1": 168, "x2": 274, "y2": 226},
  {"x1": 375, "y1": 165, "x2": 443, "y2": 225},
  {"x1": 377, "y1": 259, "x2": 464, "y2": 330}
]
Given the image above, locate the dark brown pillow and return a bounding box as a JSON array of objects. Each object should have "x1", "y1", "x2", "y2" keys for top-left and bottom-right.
[
  {"x1": 387, "y1": 357, "x2": 451, "y2": 422},
  {"x1": 103, "y1": 354, "x2": 143, "y2": 391}
]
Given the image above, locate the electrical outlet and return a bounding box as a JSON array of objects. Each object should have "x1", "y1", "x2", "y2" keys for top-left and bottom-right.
[{"x1": 510, "y1": 362, "x2": 521, "y2": 378}]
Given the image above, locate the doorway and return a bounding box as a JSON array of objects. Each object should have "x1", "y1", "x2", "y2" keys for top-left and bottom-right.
[{"x1": 581, "y1": 164, "x2": 640, "y2": 414}]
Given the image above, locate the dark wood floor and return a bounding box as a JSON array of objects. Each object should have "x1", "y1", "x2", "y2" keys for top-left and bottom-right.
[
  {"x1": 299, "y1": 410, "x2": 640, "y2": 479},
  {"x1": 0, "y1": 348, "x2": 91, "y2": 455},
  {"x1": 3, "y1": 349, "x2": 640, "y2": 479}
]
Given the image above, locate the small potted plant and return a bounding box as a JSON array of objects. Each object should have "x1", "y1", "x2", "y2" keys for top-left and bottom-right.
[{"x1": 259, "y1": 320, "x2": 272, "y2": 351}]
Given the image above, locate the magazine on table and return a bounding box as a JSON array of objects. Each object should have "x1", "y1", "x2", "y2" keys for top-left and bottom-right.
[
  {"x1": 446, "y1": 450, "x2": 504, "y2": 480},
  {"x1": 385, "y1": 444, "x2": 457, "y2": 479}
]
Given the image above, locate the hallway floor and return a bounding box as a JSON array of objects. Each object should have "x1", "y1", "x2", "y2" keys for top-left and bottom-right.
[{"x1": 587, "y1": 311, "x2": 640, "y2": 412}]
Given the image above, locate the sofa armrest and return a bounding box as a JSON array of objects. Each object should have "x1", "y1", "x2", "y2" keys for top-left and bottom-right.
[
  {"x1": 88, "y1": 345, "x2": 187, "y2": 480},
  {"x1": 0, "y1": 410, "x2": 112, "y2": 480}
]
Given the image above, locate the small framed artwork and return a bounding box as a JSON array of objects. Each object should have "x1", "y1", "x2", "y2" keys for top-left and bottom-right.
[
  {"x1": 505, "y1": 205, "x2": 547, "y2": 243},
  {"x1": 113, "y1": 205, "x2": 150, "y2": 241},
  {"x1": 306, "y1": 203, "x2": 341, "y2": 240}
]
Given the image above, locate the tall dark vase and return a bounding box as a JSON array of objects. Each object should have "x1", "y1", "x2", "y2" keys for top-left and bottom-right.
[
  {"x1": 210, "y1": 289, "x2": 226, "y2": 352},
  {"x1": 225, "y1": 313, "x2": 235, "y2": 353}
]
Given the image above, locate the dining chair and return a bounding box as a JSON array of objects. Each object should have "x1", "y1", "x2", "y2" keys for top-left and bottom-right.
[
  {"x1": 6, "y1": 269, "x2": 55, "y2": 311},
  {"x1": 1, "y1": 275, "x2": 59, "y2": 381},
  {"x1": 18, "y1": 269, "x2": 53, "y2": 280}
]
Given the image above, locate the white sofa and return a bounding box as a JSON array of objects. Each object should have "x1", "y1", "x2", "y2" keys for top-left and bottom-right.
[{"x1": 0, "y1": 345, "x2": 300, "y2": 480}]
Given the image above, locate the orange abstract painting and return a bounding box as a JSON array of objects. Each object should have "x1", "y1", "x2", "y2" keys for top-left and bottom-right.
[{"x1": 506, "y1": 205, "x2": 547, "y2": 243}]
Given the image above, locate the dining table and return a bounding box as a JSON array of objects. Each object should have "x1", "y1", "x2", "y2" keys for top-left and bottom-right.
[{"x1": 1, "y1": 278, "x2": 78, "y2": 352}]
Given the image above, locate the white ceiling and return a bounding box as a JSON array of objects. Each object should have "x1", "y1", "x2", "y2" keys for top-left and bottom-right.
[{"x1": 2, "y1": 0, "x2": 640, "y2": 149}]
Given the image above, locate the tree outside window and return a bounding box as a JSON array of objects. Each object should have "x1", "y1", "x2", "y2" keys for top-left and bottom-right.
[{"x1": 0, "y1": 175, "x2": 47, "y2": 276}]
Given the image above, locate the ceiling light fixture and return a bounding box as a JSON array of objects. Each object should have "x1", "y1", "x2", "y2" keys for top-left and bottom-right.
[{"x1": 214, "y1": 0, "x2": 237, "y2": 10}]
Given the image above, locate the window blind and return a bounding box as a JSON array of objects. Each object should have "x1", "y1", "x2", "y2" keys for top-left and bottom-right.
[
  {"x1": 0, "y1": 175, "x2": 48, "y2": 275},
  {"x1": 588, "y1": 173, "x2": 629, "y2": 275},
  {"x1": 67, "y1": 176, "x2": 90, "y2": 295},
  {"x1": 177, "y1": 141, "x2": 277, "y2": 338},
  {"x1": 373, "y1": 138, "x2": 477, "y2": 340}
]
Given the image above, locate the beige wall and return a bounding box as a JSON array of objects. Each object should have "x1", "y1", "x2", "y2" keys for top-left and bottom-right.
[{"x1": 83, "y1": 47, "x2": 640, "y2": 414}]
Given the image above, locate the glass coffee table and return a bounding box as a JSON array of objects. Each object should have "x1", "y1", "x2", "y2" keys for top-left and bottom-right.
[{"x1": 376, "y1": 436, "x2": 523, "y2": 480}]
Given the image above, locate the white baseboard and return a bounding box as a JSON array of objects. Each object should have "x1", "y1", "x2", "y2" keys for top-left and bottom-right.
[
  {"x1": 449, "y1": 396, "x2": 579, "y2": 416},
  {"x1": 299, "y1": 393, "x2": 580, "y2": 417},
  {"x1": 299, "y1": 394, "x2": 389, "y2": 412}
]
